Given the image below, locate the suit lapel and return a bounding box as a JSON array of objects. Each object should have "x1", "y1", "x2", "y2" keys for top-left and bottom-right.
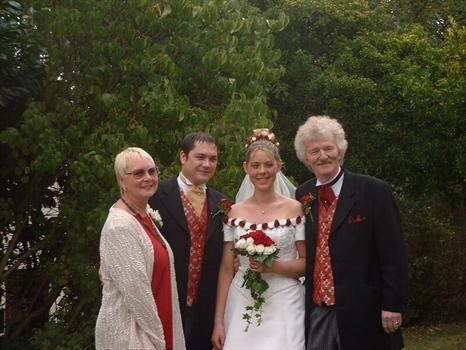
[
  {"x1": 161, "y1": 178, "x2": 190, "y2": 235},
  {"x1": 162, "y1": 179, "x2": 221, "y2": 241},
  {"x1": 299, "y1": 179, "x2": 318, "y2": 245},
  {"x1": 206, "y1": 188, "x2": 222, "y2": 242},
  {"x1": 331, "y1": 171, "x2": 357, "y2": 235}
]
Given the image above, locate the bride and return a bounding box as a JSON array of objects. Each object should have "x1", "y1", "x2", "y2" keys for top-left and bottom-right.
[{"x1": 211, "y1": 129, "x2": 306, "y2": 350}]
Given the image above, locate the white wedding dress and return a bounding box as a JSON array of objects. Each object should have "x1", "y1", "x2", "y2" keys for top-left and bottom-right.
[{"x1": 222, "y1": 216, "x2": 306, "y2": 350}]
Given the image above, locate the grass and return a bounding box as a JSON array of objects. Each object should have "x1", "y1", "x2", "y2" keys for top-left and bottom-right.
[{"x1": 404, "y1": 323, "x2": 466, "y2": 350}]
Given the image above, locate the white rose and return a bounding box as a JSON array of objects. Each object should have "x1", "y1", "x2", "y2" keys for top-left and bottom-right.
[
  {"x1": 255, "y1": 244, "x2": 265, "y2": 255},
  {"x1": 246, "y1": 244, "x2": 256, "y2": 255},
  {"x1": 235, "y1": 238, "x2": 247, "y2": 250},
  {"x1": 146, "y1": 205, "x2": 163, "y2": 228},
  {"x1": 263, "y1": 246, "x2": 276, "y2": 256},
  {"x1": 246, "y1": 237, "x2": 254, "y2": 245}
]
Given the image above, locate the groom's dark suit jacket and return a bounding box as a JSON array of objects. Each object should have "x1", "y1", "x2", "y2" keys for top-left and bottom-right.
[
  {"x1": 296, "y1": 170, "x2": 408, "y2": 350},
  {"x1": 149, "y1": 177, "x2": 225, "y2": 350}
]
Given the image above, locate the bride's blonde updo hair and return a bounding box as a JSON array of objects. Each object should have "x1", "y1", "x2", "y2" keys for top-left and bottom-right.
[{"x1": 244, "y1": 128, "x2": 281, "y2": 162}]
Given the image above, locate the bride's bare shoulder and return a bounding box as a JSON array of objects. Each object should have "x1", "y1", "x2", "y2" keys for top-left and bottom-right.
[
  {"x1": 277, "y1": 195, "x2": 303, "y2": 215},
  {"x1": 229, "y1": 201, "x2": 248, "y2": 217}
]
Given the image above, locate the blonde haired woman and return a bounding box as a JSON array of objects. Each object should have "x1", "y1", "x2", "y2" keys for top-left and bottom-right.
[
  {"x1": 211, "y1": 130, "x2": 306, "y2": 350},
  {"x1": 95, "y1": 147, "x2": 185, "y2": 350}
]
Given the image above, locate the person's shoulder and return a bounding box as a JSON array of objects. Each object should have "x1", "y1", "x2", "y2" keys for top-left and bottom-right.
[
  {"x1": 296, "y1": 177, "x2": 316, "y2": 197},
  {"x1": 346, "y1": 170, "x2": 392, "y2": 192},
  {"x1": 280, "y1": 195, "x2": 301, "y2": 207},
  {"x1": 228, "y1": 202, "x2": 242, "y2": 218},
  {"x1": 207, "y1": 186, "x2": 227, "y2": 200},
  {"x1": 103, "y1": 208, "x2": 137, "y2": 234},
  {"x1": 153, "y1": 177, "x2": 178, "y2": 196},
  {"x1": 281, "y1": 196, "x2": 303, "y2": 215},
  {"x1": 348, "y1": 171, "x2": 388, "y2": 185},
  {"x1": 298, "y1": 177, "x2": 316, "y2": 188},
  {"x1": 158, "y1": 176, "x2": 177, "y2": 188}
]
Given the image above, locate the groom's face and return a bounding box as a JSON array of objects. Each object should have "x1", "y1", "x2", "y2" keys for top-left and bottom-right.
[{"x1": 180, "y1": 141, "x2": 218, "y2": 186}]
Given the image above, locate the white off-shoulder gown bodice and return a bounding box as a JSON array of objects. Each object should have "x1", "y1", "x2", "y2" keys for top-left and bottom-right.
[{"x1": 222, "y1": 216, "x2": 306, "y2": 350}]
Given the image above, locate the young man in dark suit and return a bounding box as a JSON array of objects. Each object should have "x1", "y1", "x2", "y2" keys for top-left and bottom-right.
[
  {"x1": 294, "y1": 116, "x2": 408, "y2": 350},
  {"x1": 149, "y1": 132, "x2": 226, "y2": 350}
]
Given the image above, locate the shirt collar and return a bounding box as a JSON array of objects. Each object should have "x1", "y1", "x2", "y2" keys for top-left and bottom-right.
[
  {"x1": 177, "y1": 172, "x2": 207, "y2": 194},
  {"x1": 316, "y1": 167, "x2": 344, "y2": 197}
]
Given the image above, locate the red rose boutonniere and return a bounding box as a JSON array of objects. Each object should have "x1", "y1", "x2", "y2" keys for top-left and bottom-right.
[
  {"x1": 299, "y1": 192, "x2": 315, "y2": 221},
  {"x1": 214, "y1": 198, "x2": 234, "y2": 218}
]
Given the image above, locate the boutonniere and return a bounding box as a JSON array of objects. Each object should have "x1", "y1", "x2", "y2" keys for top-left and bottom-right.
[
  {"x1": 147, "y1": 205, "x2": 163, "y2": 230},
  {"x1": 213, "y1": 198, "x2": 234, "y2": 218},
  {"x1": 299, "y1": 192, "x2": 315, "y2": 221}
]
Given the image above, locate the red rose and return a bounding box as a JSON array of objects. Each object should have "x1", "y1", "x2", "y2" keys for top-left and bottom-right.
[
  {"x1": 241, "y1": 230, "x2": 275, "y2": 247},
  {"x1": 221, "y1": 198, "x2": 234, "y2": 209},
  {"x1": 299, "y1": 193, "x2": 311, "y2": 204},
  {"x1": 214, "y1": 198, "x2": 234, "y2": 218}
]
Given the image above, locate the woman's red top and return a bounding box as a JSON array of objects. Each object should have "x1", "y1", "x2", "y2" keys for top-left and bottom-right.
[{"x1": 137, "y1": 214, "x2": 173, "y2": 350}]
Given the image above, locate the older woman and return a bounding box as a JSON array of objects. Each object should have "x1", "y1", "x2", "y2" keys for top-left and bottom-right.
[{"x1": 95, "y1": 147, "x2": 185, "y2": 350}]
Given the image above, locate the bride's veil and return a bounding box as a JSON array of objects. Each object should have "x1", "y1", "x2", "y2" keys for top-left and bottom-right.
[{"x1": 235, "y1": 171, "x2": 296, "y2": 203}]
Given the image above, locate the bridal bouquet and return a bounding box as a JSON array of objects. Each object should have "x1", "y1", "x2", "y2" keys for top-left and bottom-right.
[{"x1": 233, "y1": 230, "x2": 279, "y2": 331}]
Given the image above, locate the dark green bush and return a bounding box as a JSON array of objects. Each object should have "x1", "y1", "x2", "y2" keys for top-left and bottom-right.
[{"x1": 399, "y1": 194, "x2": 466, "y2": 324}]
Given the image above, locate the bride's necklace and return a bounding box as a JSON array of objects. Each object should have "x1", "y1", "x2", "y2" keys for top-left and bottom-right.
[{"x1": 252, "y1": 195, "x2": 273, "y2": 215}]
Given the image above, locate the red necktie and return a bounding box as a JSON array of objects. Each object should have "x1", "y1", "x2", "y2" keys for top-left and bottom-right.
[
  {"x1": 318, "y1": 185, "x2": 335, "y2": 210},
  {"x1": 317, "y1": 169, "x2": 343, "y2": 210}
]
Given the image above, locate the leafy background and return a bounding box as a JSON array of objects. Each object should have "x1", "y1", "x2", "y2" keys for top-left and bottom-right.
[{"x1": 1, "y1": 0, "x2": 464, "y2": 348}]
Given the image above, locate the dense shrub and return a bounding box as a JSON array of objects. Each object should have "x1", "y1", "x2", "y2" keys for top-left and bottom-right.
[{"x1": 398, "y1": 193, "x2": 466, "y2": 323}]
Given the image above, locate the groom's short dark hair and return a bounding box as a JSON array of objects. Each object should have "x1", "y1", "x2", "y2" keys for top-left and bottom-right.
[{"x1": 181, "y1": 132, "x2": 218, "y2": 155}]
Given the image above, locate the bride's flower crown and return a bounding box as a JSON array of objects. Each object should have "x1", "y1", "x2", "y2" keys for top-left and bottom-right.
[{"x1": 244, "y1": 128, "x2": 280, "y2": 149}]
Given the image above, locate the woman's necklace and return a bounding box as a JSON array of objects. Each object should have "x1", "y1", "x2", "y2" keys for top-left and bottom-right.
[
  {"x1": 120, "y1": 197, "x2": 145, "y2": 217},
  {"x1": 120, "y1": 197, "x2": 166, "y2": 248}
]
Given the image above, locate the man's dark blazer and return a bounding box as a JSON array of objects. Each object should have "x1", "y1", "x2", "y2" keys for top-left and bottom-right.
[
  {"x1": 295, "y1": 169, "x2": 408, "y2": 350},
  {"x1": 149, "y1": 177, "x2": 226, "y2": 350}
]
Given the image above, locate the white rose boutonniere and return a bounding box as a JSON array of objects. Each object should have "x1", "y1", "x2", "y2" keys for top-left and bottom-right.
[{"x1": 147, "y1": 205, "x2": 163, "y2": 230}]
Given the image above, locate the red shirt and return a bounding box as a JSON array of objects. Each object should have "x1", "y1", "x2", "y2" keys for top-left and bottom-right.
[{"x1": 137, "y1": 214, "x2": 173, "y2": 350}]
